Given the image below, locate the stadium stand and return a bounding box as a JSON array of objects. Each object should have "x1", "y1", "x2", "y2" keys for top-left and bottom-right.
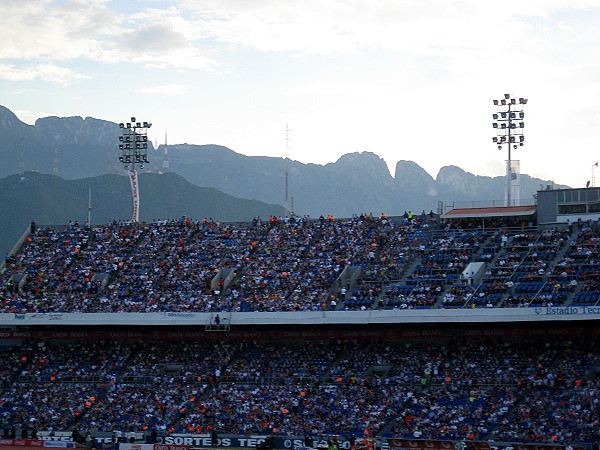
[
  {"x1": 0, "y1": 214, "x2": 599, "y2": 450},
  {"x1": 4, "y1": 216, "x2": 600, "y2": 313},
  {"x1": 0, "y1": 330, "x2": 597, "y2": 445}
]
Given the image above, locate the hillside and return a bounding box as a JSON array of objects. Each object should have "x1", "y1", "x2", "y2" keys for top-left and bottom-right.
[{"x1": 0, "y1": 171, "x2": 283, "y2": 257}]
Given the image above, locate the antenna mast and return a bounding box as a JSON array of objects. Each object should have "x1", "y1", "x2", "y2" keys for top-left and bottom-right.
[
  {"x1": 52, "y1": 147, "x2": 59, "y2": 175},
  {"x1": 162, "y1": 130, "x2": 170, "y2": 172},
  {"x1": 19, "y1": 145, "x2": 24, "y2": 176},
  {"x1": 154, "y1": 138, "x2": 159, "y2": 173},
  {"x1": 88, "y1": 188, "x2": 92, "y2": 228},
  {"x1": 285, "y1": 124, "x2": 291, "y2": 217}
]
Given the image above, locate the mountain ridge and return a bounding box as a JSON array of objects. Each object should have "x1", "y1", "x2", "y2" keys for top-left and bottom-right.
[{"x1": 0, "y1": 104, "x2": 568, "y2": 217}]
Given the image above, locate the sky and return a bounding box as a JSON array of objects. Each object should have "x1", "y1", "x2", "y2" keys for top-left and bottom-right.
[{"x1": 1, "y1": 0, "x2": 600, "y2": 190}]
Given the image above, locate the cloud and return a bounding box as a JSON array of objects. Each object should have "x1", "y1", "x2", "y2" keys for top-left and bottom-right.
[
  {"x1": 111, "y1": 21, "x2": 219, "y2": 70},
  {"x1": 175, "y1": 0, "x2": 526, "y2": 54},
  {"x1": 174, "y1": 0, "x2": 600, "y2": 61},
  {"x1": 286, "y1": 83, "x2": 383, "y2": 99},
  {"x1": 0, "y1": 63, "x2": 91, "y2": 84},
  {"x1": 558, "y1": 20, "x2": 574, "y2": 31},
  {"x1": 115, "y1": 24, "x2": 190, "y2": 54},
  {"x1": 138, "y1": 84, "x2": 188, "y2": 95},
  {"x1": 6, "y1": 89, "x2": 35, "y2": 95},
  {"x1": 0, "y1": 0, "x2": 119, "y2": 61},
  {"x1": 0, "y1": 0, "x2": 217, "y2": 73},
  {"x1": 136, "y1": 49, "x2": 219, "y2": 70},
  {"x1": 2, "y1": 0, "x2": 599, "y2": 76}
]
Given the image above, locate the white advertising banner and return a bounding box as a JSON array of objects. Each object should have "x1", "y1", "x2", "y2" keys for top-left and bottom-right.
[{"x1": 128, "y1": 169, "x2": 140, "y2": 222}]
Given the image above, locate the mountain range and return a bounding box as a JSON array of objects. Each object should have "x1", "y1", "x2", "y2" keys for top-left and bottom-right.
[
  {"x1": 165, "y1": 144, "x2": 564, "y2": 216},
  {"x1": 0, "y1": 104, "x2": 568, "y2": 255}
]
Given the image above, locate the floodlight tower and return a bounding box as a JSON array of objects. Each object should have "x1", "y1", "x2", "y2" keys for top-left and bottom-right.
[
  {"x1": 492, "y1": 94, "x2": 527, "y2": 206},
  {"x1": 118, "y1": 117, "x2": 152, "y2": 222}
]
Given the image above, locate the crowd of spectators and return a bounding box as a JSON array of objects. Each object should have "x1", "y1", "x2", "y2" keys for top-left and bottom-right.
[
  {"x1": 0, "y1": 335, "x2": 597, "y2": 445},
  {"x1": 2, "y1": 216, "x2": 600, "y2": 313}
]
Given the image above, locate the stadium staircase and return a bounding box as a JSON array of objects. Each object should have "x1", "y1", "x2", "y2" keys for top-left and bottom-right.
[
  {"x1": 376, "y1": 256, "x2": 422, "y2": 309},
  {"x1": 0, "y1": 225, "x2": 32, "y2": 275},
  {"x1": 332, "y1": 265, "x2": 363, "y2": 307},
  {"x1": 560, "y1": 227, "x2": 600, "y2": 306},
  {"x1": 346, "y1": 227, "x2": 502, "y2": 309},
  {"x1": 430, "y1": 231, "x2": 498, "y2": 308},
  {"x1": 211, "y1": 268, "x2": 237, "y2": 296},
  {"x1": 522, "y1": 227, "x2": 579, "y2": 307}
]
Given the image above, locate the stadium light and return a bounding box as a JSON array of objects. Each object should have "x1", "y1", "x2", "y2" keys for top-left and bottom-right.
[
  {"x1": 492, "y1": 93, "x2": 527, "y2": 207},
  {"x1": 118, "y1": 116, "x2": 152, "y2": 171},
  {"x1": 117, "y1": 116, "x2": 152, "y2": 222}
]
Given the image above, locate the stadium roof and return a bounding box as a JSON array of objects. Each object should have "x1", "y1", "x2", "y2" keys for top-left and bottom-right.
[{"x1": 441, "y1": 205, "x2": 536, "y2": 219}]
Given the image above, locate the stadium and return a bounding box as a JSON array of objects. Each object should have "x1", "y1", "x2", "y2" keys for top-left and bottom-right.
[
  {"x1": 2, "y1": 0, "x2": 600, "y2": 449},
  {"x1": 0, "y1": 189, "x2": 599, "y2": 450}
]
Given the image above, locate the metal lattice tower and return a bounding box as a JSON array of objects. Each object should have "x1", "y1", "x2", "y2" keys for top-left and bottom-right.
[{"x1": 492, "y1": 94, "x2": 527, "y2": 206}]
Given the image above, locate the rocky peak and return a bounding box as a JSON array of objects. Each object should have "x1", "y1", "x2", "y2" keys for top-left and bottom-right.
[
  {"x1": 328, "y1": 151, "x2": 392, "y2": 178},
  {"x1": 394, "y1": 160, "x2": 437, "y2": 196}
]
